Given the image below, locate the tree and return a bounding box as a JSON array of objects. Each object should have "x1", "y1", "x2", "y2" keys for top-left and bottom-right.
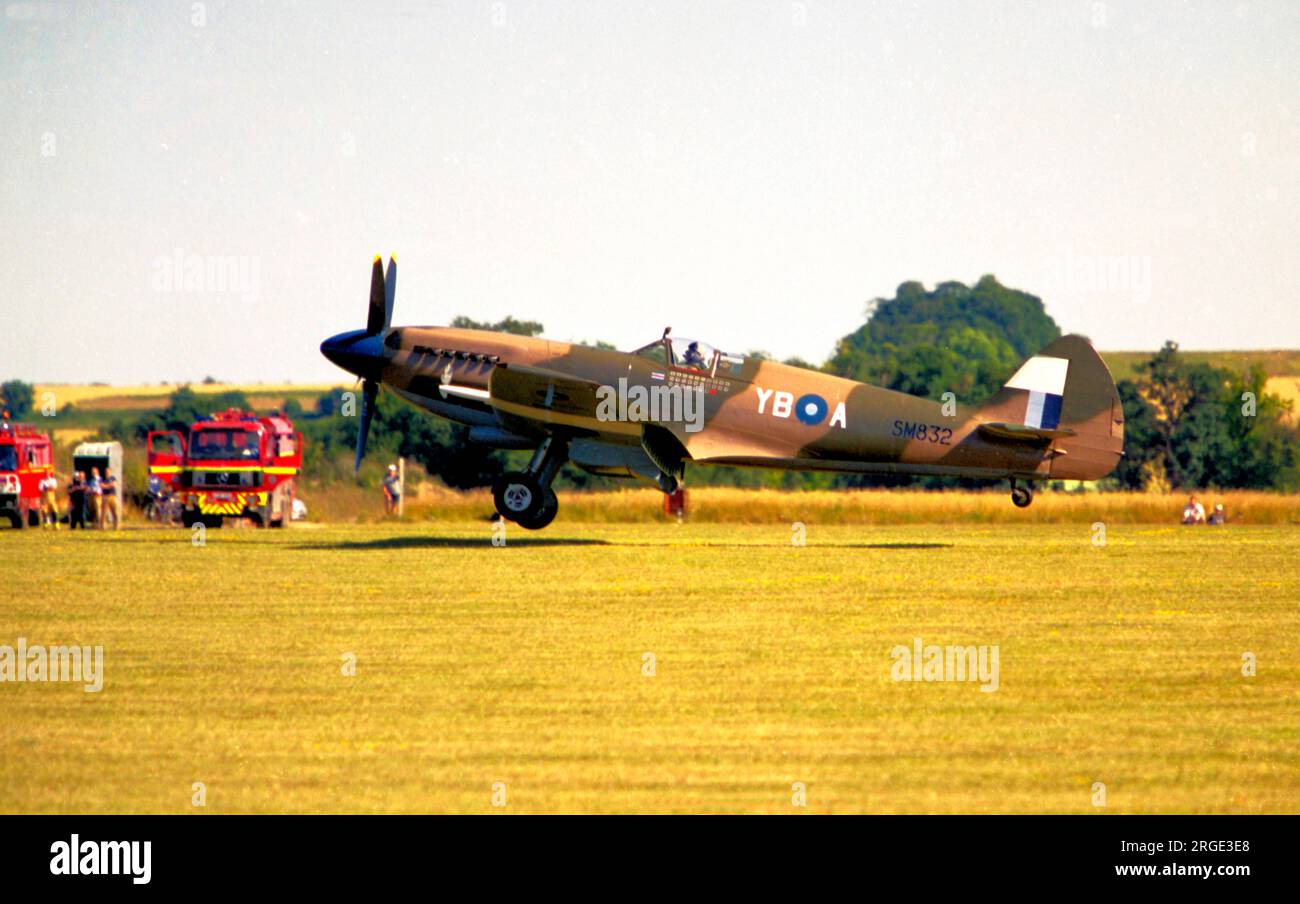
[
  {"x1": 1130, "y1": 341, "x2": 1194, "y2": 487},
  {"x1": 1117, "y1": 342, "x2": 1300, "y2": 491},
  {"x1": 1, "y1": 380, "x2": 35, "y2": 419},
  {"x1": 451, "y1": 315, "x2": 544, "y2": 337},
  {"x1": 827, "y1": 276, "x2": 1059, "y2": 406}
]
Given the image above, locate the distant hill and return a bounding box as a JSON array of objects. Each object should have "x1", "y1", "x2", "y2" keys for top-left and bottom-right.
[
  {"x1": 1100, "y1": 350, "x2": 1300, "y2": 382},
  {"x1": 35, "y1": 382, "x2": 336, "y2": 409}
]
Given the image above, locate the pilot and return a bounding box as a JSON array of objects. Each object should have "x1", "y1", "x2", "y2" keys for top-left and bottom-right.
[{"x1": 682, "y1": 341, "x2": 706, "y2": 369}]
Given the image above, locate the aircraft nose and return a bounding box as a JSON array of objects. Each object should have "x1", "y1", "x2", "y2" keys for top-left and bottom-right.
[{"x1": 320, "y1": 329, "x2": 384, "y2": 380}]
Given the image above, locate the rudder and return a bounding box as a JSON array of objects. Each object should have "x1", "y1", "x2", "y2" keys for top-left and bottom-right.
[{"x1": 977, "y1": 335, "x2": 1124, "y2": 480}]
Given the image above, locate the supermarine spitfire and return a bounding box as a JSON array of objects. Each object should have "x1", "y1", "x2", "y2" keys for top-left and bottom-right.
[{"x1": 321, "y1": 257, "x2": 1124, "y2": 529}]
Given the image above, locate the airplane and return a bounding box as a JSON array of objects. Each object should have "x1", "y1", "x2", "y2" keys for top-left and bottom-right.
[{"x1": 321, "y1": 256, "x2": 1125, "y2": 529}]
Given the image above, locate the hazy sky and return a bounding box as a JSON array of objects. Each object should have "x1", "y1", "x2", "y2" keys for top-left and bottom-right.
[{"x1": 3, "y1": 0, "x2": 1297, "y2": 384}]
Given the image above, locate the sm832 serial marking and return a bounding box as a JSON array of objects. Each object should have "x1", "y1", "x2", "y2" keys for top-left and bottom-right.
[{"x1": 893, "y1": 420, "x2": 953, "y2": 445}]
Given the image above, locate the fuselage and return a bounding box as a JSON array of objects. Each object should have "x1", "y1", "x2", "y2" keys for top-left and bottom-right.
[{"x1": 322, "y1": 325, "x2": 1123, "y2": 483}]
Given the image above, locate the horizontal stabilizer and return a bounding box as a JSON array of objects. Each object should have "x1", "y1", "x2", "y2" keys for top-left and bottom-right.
[{"x1": 977, "y1": 422, "x2": 1077, "y2": 443}]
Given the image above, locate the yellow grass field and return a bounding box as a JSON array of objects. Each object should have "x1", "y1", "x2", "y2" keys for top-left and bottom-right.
[
  {"x1": 1266, "y1": 376, "x2": 1300, "y2": 424},
  {"x1": 303, "y1": 485, "x2": 1300, "y2": 526},
  {"x1": 34, "y1": 382, "x2": 336, "y2": 410},
  {"x1": 2, "y1": 521, "x2": 1297, "y2": 814}
]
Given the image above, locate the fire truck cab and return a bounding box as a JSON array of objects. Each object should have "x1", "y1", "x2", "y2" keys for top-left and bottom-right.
[
  {"x1": 0, "y1": 421, "x2": 54, "y2": 529},
  {"x1": 148, "y1": 408, "x2": 303, "y2": 529}
]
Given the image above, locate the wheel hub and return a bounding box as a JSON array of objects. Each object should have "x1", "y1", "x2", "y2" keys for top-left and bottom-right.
[{"x1": 504, "y1": 484, "x2": 533, "y2": 511}]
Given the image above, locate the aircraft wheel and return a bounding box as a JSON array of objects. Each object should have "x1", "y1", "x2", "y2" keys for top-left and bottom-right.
[
  {"x1": 656, "y1": 472, "x2": 679, "y2": 495},
  {"x1": 1011, "y1": 485, "x2": 1033, "y2": 508},
  {"x1": 516, "y1": 488, "x2": 558, "y2": 531},
  {"x1": 493, "y1": 471, "x2": 544, "y2": 523}
]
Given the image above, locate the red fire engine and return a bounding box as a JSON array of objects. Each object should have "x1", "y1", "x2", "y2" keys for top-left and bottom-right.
[
  {"x1": 148, "y1": 408, "x2": 303, "y2": 528},
  {"x1": 0, "y1": 420, "x2": 54, "y2": 529}
]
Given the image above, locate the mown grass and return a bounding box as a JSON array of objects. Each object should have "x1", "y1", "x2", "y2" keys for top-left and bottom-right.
[{"x1": 2, "y1": 522, "x2": 1297, "y2": 814}]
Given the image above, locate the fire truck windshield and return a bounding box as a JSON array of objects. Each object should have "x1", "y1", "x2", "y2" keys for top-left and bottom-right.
[
  {"x1": 188, "y1": 429, "x2": 261, "y2": 460},
  {"x1": 0, "y1": 446, "x2": 15, "y2": 471}
]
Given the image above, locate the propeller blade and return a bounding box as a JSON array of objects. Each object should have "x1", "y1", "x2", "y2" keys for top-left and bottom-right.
[
  {"x1": 365, "y1": 255, "x2": 386, "y2": 335},
  {"x1": 354, "y1": 379, "x2": 379, "y2": 472},
  {"x1": 383, "y1": 255, "x2": 396, "y2": 333}
]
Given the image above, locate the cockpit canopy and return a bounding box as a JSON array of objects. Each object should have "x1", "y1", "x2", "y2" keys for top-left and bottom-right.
[{"x1": 634, "y1": 334, "x2": 745, "y2": 377}]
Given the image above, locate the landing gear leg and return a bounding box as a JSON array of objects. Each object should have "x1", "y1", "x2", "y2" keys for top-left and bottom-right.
[
  {"x1": 492, "y1": 436, "x2": 568, "y2": 530},
  {"x1": 1010, "y1": 480, "x2": 1033, "y2": 509}
]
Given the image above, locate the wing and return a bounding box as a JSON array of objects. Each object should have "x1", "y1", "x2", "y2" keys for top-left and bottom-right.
[{"x1": 487, "y1": 363, "x2": 636, "y2": 435}]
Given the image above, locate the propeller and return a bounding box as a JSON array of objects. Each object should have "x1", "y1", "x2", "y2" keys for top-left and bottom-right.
[
  {"x1": 355, "y1": 378, "x2": 379, "y2": 472},
  {"x1": 354, "y1": 255, "x2": 397, "y2": 472}
]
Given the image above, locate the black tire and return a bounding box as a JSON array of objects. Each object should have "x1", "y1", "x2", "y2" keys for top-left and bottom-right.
[
  {"x1": 181, "y1": 509, "x2": 199, "y2": 529},
  {"x1": 493, "y1": 471, "x2": 545, "y2": 523},
  {"x1": 27, "y1": 509, "x2": 40, "y2": 527},
  {"x1": 516, "y1": 487, "x2": 559, "y2": 531},
  {"x1": 1011, "y1": 486, "x2": 1033, "y2": 508},
  {"x1": 4, "y1": 510, "x2": 21, "y2": 529},
  {"x1": 204, "y1": 515, "x2": 223, "y2": 529}
]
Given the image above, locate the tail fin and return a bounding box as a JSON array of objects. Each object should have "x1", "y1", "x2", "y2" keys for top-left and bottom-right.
[{"x1": 976, "y1": 335, "x2": 1124, "y2": 480}]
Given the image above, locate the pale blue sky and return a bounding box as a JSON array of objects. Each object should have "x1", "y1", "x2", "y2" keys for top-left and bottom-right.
[{"x1": 3, "y1": 0, "x2": 1297, "y2": 383}]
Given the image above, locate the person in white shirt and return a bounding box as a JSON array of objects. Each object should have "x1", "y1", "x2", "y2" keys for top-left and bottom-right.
[
  {"x1": 1181, "y1": 496, "x2": 1206, "y2": 525},
  {"x1": 38, "y1": 473, "x2": 60, "y2": 529}
]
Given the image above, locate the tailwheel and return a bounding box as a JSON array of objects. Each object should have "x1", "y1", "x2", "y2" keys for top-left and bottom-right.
[
  {"x1": 656, "y1": 472, "x2": 679, "y2": 495},
  {"x1": 1010, "y1": 482, "x2": 1033, "y2": 508}
]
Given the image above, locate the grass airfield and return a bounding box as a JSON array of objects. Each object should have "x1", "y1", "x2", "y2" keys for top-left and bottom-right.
[{"x1": 2, "y1": 521, "x2": 1297, "y2": 814}]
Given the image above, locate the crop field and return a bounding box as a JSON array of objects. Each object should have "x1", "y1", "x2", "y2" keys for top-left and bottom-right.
[
  {"x1": 34, "y1": 382, "x2": 337, "y2": 409},
  {"x1": 2, "y1": 520, "x2": 1297, "y2": 814}
]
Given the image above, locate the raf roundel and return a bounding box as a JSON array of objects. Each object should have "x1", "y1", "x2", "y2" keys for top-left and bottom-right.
[{"x1": 794, "y1": 393, "x2": 829, "y2": 426}]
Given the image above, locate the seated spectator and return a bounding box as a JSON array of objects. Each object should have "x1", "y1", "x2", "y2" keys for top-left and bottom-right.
[
  {"x1": 1207, "y1": 503, "x2": 1226, "y2": 525},
  {"x1": 1181, "y1": 496, "x2": 1206, "y2": 525}
]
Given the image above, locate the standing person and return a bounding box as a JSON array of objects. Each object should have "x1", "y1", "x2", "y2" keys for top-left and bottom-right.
[
  {"x1": 87, "y1": 467, "x2": 102, "y2": 528},
  {"x1": 39, "y1": 472, "x2": 60, "y2": 529},
  {"x1": 382, "y1": 464, "x2": 401, "y2": 516},
  {"x1": 100, "y1": 467, "x2": 121, "y2": 530},
  {"x1": 68, "y1": 471, "x2": 87, "y2": 530}
]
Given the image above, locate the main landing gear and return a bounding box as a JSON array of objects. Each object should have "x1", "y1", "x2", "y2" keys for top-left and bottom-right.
[
  {"x1": 492, "y1": 436, "x2": 568, "y2": 530},
  {"x1": 1010, "y1": 479, "x2": 1034, "y2": 509}
]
